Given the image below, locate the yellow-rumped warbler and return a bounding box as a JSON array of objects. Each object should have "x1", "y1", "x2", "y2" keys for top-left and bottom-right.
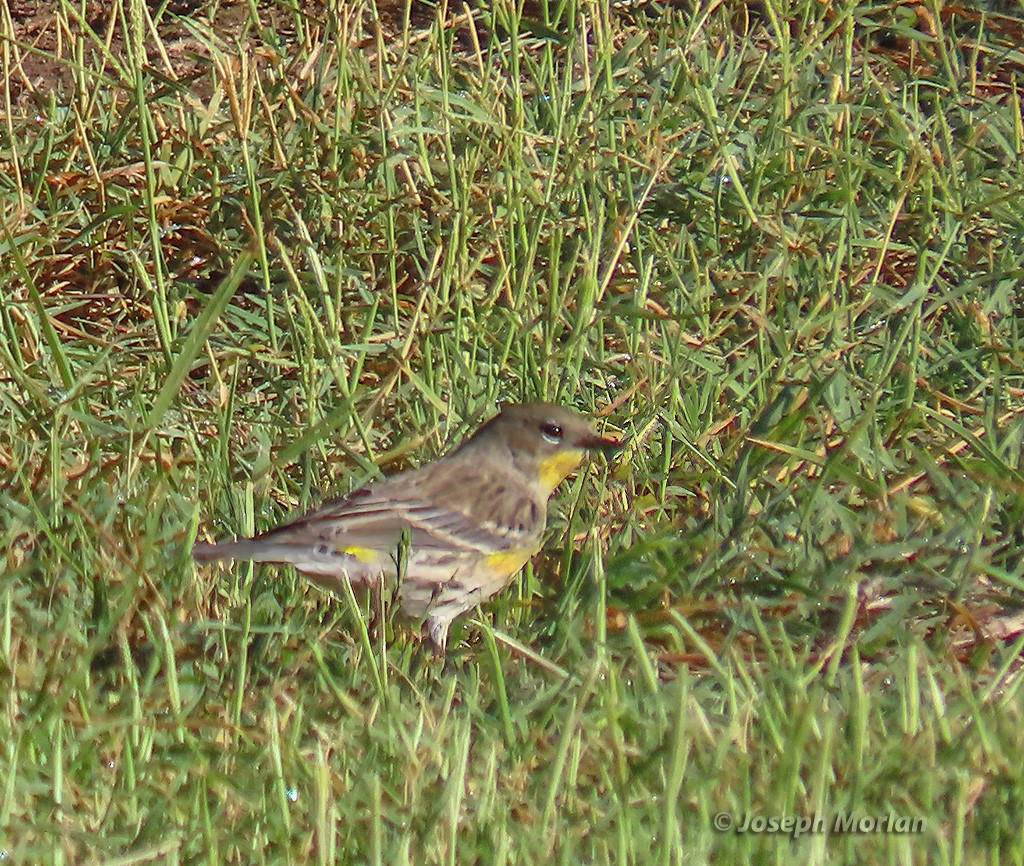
[{"x1": 193, "y1": 403, "x2": 619, "y2": 652}]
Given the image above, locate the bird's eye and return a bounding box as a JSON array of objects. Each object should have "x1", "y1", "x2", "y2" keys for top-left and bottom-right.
[{"x1": 540, "y1": 423, "x2": 563, "y2": 444}]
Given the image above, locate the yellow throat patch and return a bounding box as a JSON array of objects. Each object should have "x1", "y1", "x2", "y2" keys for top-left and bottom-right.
[{"x1": 537, "y1": 448, "x2": 585, "y2": 494}]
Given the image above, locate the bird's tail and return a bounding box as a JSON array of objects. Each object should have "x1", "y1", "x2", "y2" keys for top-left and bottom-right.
[
  {"x1": 192, "y1": 539, "x2": 387, "y2": 588},
  {"x1": 192, "y1": 539, "x2": 302, "y2": 564}
]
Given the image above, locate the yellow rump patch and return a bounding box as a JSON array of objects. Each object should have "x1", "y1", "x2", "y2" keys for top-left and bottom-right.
[
  {"x1": 538, "y1": 448, "x2": 584, "y2": 493},
  {"x1": 339, "y1": 545, "x2": 379, "y2": 563}
]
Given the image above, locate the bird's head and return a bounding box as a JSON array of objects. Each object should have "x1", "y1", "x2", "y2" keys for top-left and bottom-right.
[{"x1": 463, "y1": 402, "x2": 621, "y2": 494}]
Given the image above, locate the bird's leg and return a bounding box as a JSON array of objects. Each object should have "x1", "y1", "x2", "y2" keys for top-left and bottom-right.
[
  {"x1": 426, "y1": 615, "x2": 450, "y2": 658},
  {"x1": 366, "y1": 572, "x2": 385, "y2": 641}
]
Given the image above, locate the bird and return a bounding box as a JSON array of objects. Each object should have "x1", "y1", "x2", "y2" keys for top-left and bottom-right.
[{"x1": 193, "y1": 402, "x2": 620, "y2": 653}]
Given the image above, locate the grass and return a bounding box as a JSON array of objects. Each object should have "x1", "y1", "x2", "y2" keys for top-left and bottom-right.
[{"x1": 2, "y1": 0, "x2": 1024, "y2": 863}]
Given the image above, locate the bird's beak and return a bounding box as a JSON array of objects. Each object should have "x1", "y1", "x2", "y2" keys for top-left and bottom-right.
[{"x1": 579, "y1": 433, "x2": 623, "y2": 454}]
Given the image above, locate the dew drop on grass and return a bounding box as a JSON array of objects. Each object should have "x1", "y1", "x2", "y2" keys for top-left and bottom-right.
[{"x1": 286, "y1": 788, "x2": 298, "y2": 803}]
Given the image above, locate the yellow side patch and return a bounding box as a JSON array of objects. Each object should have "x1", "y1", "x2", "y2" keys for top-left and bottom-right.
[
  {"x1": 486, "y1": 547, "x2": 537, "y2": 577},
  {"x1": 538, "y1": 448, "x2": 584, "y2": 493},
  {"x1": 339, "y1": 545, "x2": 379, "y2": 563}
]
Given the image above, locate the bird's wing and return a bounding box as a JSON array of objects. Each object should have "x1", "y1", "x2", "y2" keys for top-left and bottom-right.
[{"x1": 252, "y1": 461, "x2": 541, "y2": 555}]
